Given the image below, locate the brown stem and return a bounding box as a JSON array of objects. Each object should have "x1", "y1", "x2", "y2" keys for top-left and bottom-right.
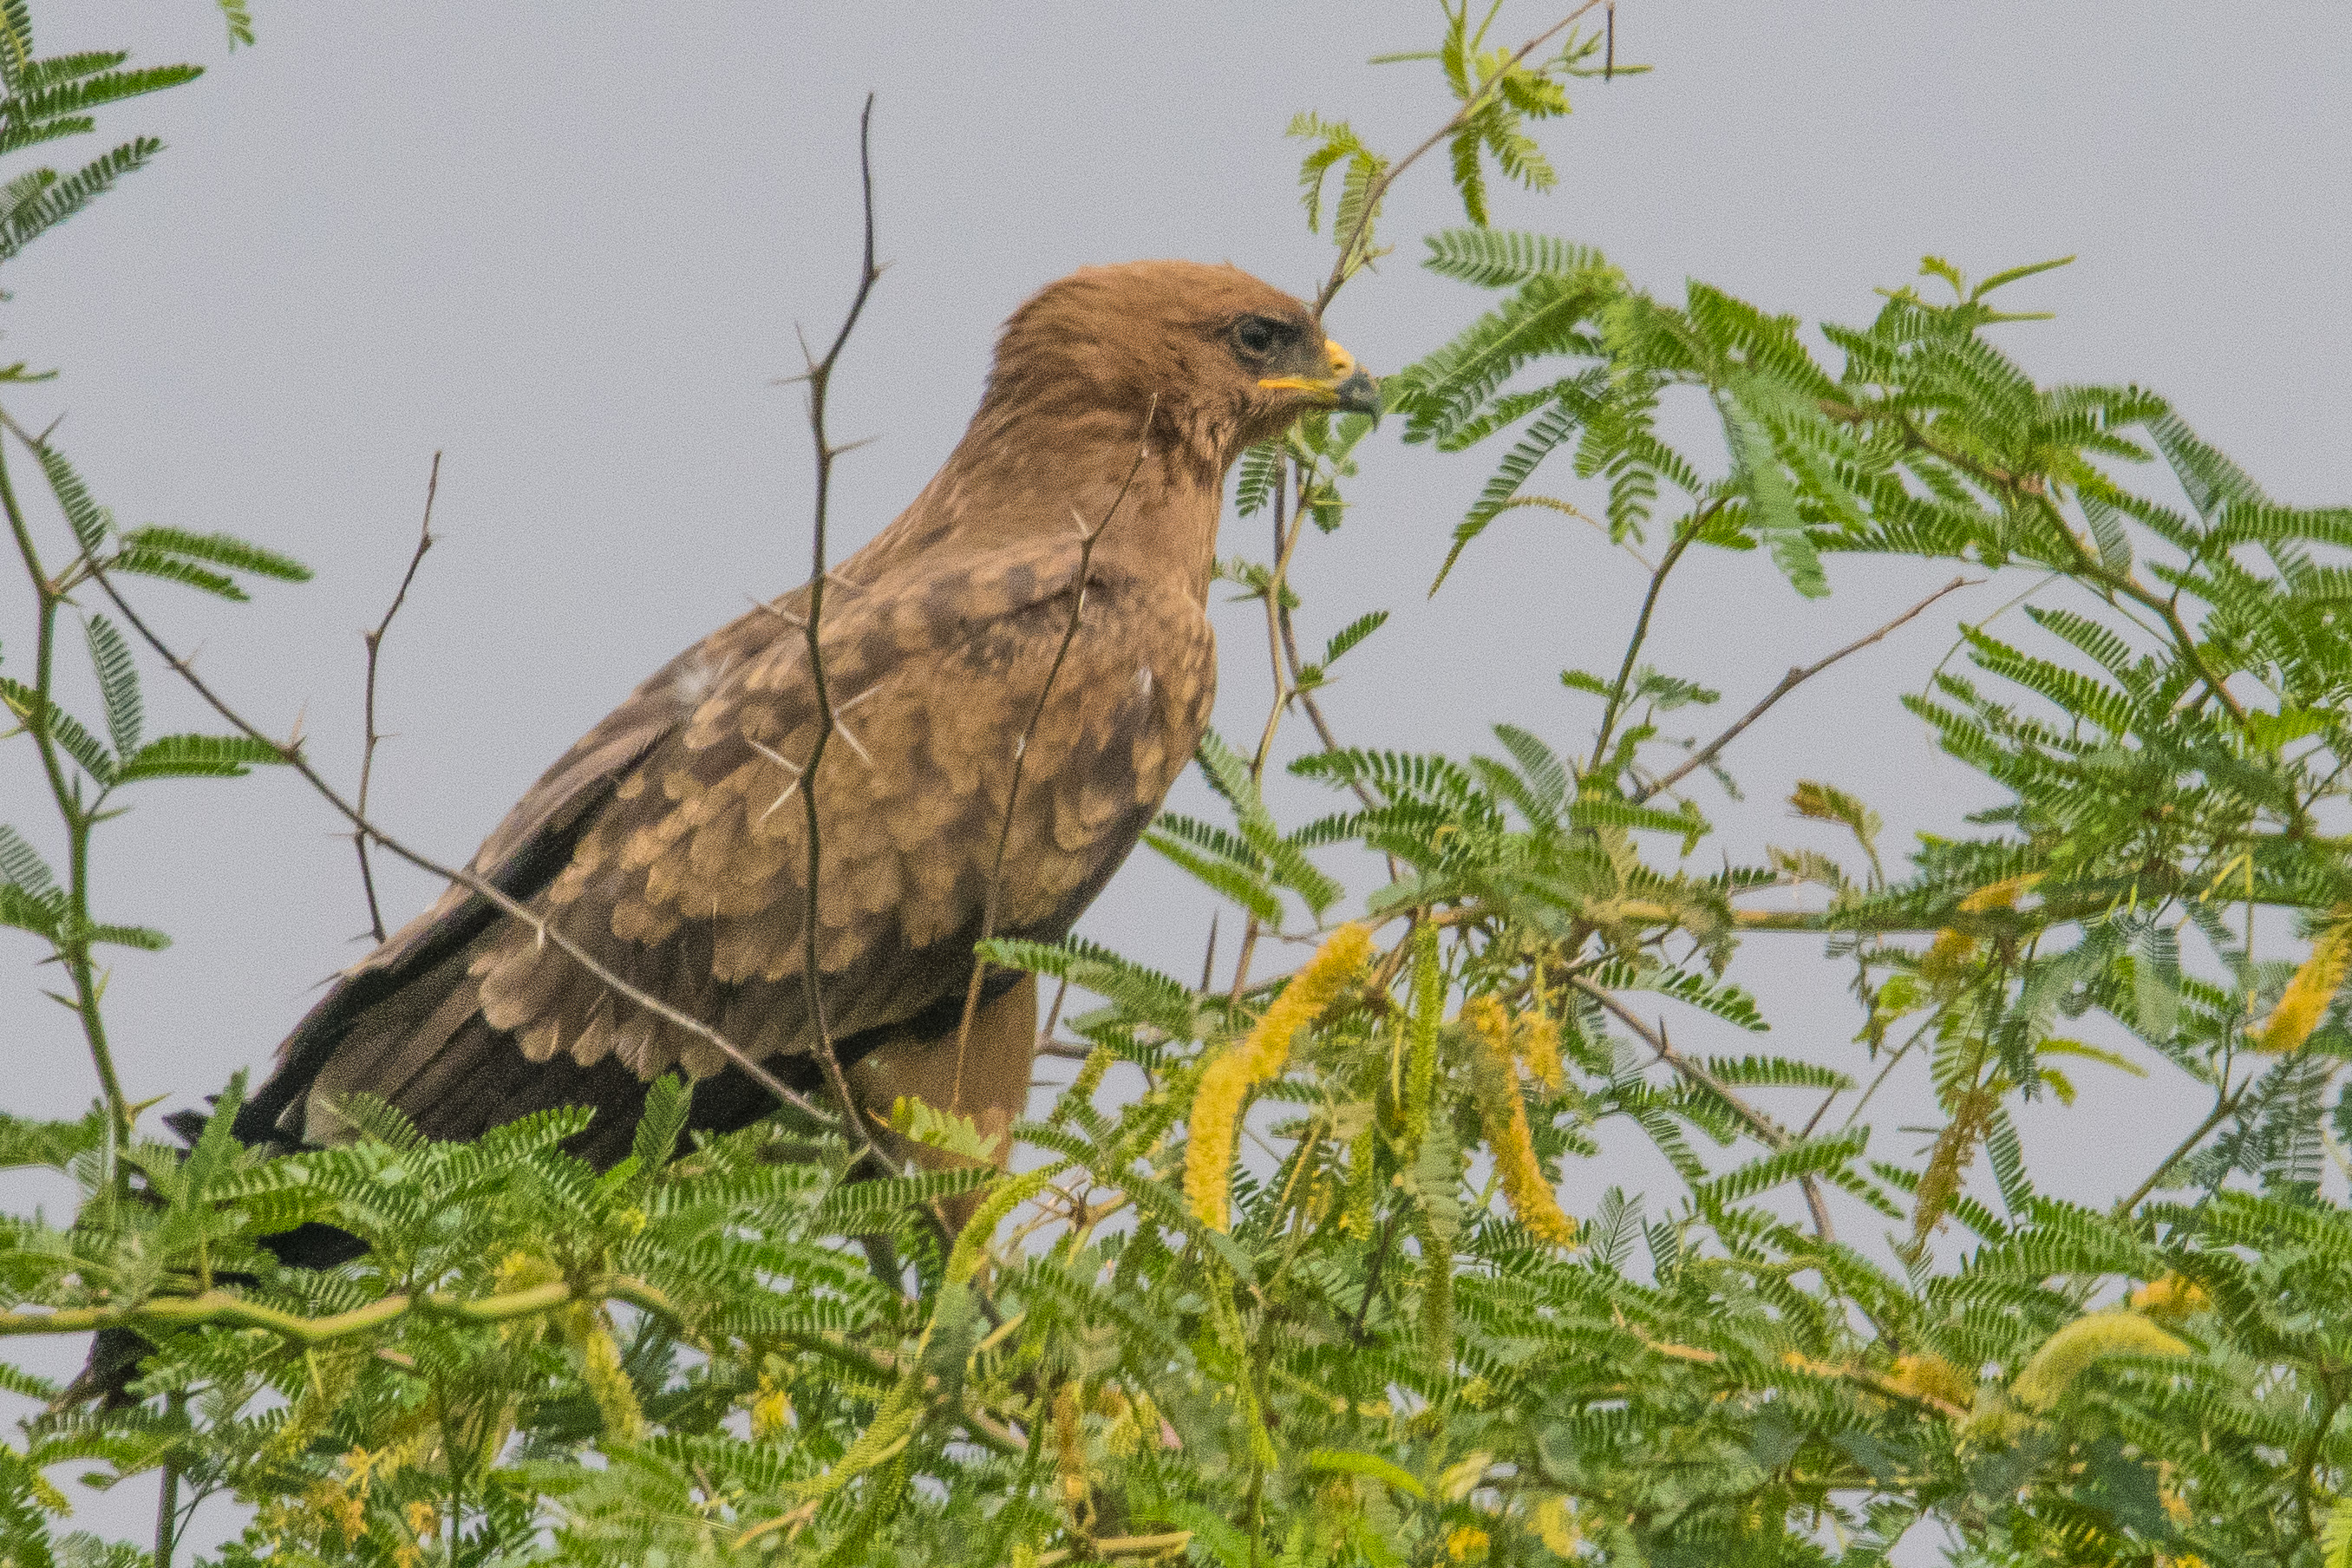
[
  {"x1": 2112, "y1": 1079, "x2": 2242, "y2": 1218},
  {"x1": 1589, "y1": 514, "x2": 1700, "y2": 778},
  {"x1": 354, "y1": 452, "x2": 440, "y2": 943},
  {"x1": 1633, "y1": 575, "x2": 1975, "y2": 803},
  {"x1": 1853, "y1": 403, "x2": 2251, "y2": 725},
  {"x1": 790, "y1": 95, "x2": 889, "y2": 1168},
  {"x1": 1571, "y1": 975, "x2": 1838, "y2": 1244}
]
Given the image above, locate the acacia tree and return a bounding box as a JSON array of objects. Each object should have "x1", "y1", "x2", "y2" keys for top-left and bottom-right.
[{"x1": 8, "y1": 3, "x2": 2352, "y2": 1565}]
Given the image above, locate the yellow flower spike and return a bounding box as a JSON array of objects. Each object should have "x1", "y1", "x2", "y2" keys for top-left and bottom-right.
[
  {"x1": 1185, "y1": 923, "x2": 1372, "y2": 1231},
  {"x1": 1463, "y1": 996, "x2": 1578, "y2": 1249},
  {"x1": 1887, "y1": 1351, "x2": 1976, "y2": 1413},
  {"x1": 2253, "y1": 907, "x2": 2352, "y2": 1053},
  {"x1": 1069, "y1": 1043, "x2": 1115, "y2": 1104},
  {"x1": 2011, "y1": 1309, "x2": 2190, "y2": 1412},
  {"x1": 1918, "y1": 928, "x2": 1980, "y2": 982},
  {"x1": 561, "y1": 1303, "x2": 647, "y2": 1442},
  {"x1": 1343, "y1": 1116, "x2": 1380, "y2": 1238},
  {"x1": 1956, "y1": 871, "x2": 2044, "y2": 913},
  {"x1": 1532, "y1": 1495, "x2": 1581, "y2": 1554},
  {"x1": 1516, "y1": 1009, "x2": 1565, "y2": 1093},
  {"x1": 1445, "y1": 1525, "x2": 1491, "y2": 1563},
  {"x1": 750, "y1": 1381, "x2": 794, "y2": 1440},
  {"x1": 2131, "y1": 1271, "x2": 2213, "y2": 1323}
]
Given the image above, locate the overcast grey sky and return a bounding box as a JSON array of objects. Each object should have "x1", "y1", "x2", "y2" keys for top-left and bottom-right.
[{"x1": 3, "y1": 0, "x2": 2350, "y2": 1550}]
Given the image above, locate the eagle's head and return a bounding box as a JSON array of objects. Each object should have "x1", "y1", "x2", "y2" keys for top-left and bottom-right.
[{"x1": 983, "y1": 259, "x2": 1379, "y2": 468}]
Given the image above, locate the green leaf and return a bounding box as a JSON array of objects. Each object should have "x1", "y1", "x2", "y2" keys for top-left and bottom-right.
[
  {"x1": 216, "y1": 0, "x2": 254, "y2": 49},
  {"x1": 1421, "y1": 227, "x2": 1610, "y2": 288},
  {"x1": 114, "y1": 731, "x2": 285, "y2": 782},
  {"x1": 116, "y1": 525, "x2": 310, "y2": 583},
  {"x1": 0, "y1": 880, "x2": 62, "y2": 940},
  {"x1": 0, "y1": 136, "x2": 162, "y2": 265},
  {"x1": 1691, "y1": 1128, "x2": 1870, "y2": 1211},
  {"x1": 0, "y1": 823, "x2": 57, "y2": 898},
  {"x1": 1234, "y1": 441, "x2": 1283, "y2": 519},
  {"x1": 1304, "y1": 1449, "x2": 1427, "y2": 1499},
  {"x1": 977, "y1": 934, "x2": 1199, "y2": 1041},
  {"x1": 810, "y1": 1167, "x2": 996, "y2": 1232},
  {"x1": 1322, "y1": 609, "x2": 1389, "y2": 668},
  {"x1": 81, "y1": 612, "x2": 139, "y2": 758},
  {"x1": 29, "y1": 441, "x2": 109, "y2": 556},
  {"x1": 105, "y1": 545, "x2": 245, "y2": 599},
  {"x1": 1, "y1": 675, "x2": 112, "y2": 782},
  {"x1": 630, "y1": 1072, "x2": 691, "y2": 1173},
  {"x1": 1698, "y1": 1055, "x2": 1853, "y2": 1092}
]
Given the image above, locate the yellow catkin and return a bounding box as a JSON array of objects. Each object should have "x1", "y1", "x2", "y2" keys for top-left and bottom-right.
[
  {"x1": 1053, "y1": 1382, "x2": 1090, "y2": 1522},
  {"x1": 1517, "y1": 1010, "x2": 1565, "y2": 1094},
  {"x1": 562, "y1": 1303, "x2": 647, "y2": 1442},
  {"x1": 1445, "y1": 1526, "x2": 1491, "y2": 1563},
  {"x1": 2254, "y1": 908, "x2": 2352, "y2": 1053},
  {"x1": 2011, "y1": 1309, "x2": 2190, "y2": 1412},
  {"x1": 1401, "y1": 924, "x2": 1443, "y2": 1155},
  {"x1": 2131, "y1": 1272, "x2": 2212, "y2": 1323},
  {"x1": 1185, "y1": 924, "x2": 1372, "y2": 1231},
  {"x1": 749, "y1": 1380, "x2": 794, "y2": 1440},
  {"x1": 1464, "y1": 997, "x2": 1578, "y2": 1249},
  {"x1": 1070, "y1": 1044, "x2": 1115, "y2": 1104},
  {"x1": 1918, "y1": 928, "x2": 1980, "y2": 982},
  {"x1": 1343, "y1": 1117, "x2": 1379, "y2": 1238},
  {"x1": 1887, "y1": 1351, "x2": 1976, "y2": 1412},
  {"x1": 1532, "y1": 1496, "x2": 1581, "y2": 1555},
  {"x1": 1957, "y1": 871, "x2": 2044, "y2": 913}
]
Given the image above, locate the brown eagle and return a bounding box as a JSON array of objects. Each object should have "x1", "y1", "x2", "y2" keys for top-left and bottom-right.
[{"x1": 233, "y1": 260, "x2": 1377, "y2": 1179}]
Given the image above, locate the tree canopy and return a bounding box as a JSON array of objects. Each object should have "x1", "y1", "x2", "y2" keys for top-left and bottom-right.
[{"x1": 8, "y1": 4, "x2": 2352, "y2": 1565}]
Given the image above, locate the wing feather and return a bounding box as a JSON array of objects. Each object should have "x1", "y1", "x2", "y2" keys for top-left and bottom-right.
[{"x1": 258, "y1": 534, "x2": 1212, "y2": 1148}]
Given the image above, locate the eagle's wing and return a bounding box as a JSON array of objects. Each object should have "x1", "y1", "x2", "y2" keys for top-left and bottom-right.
[{"x1": 244, "y1": 533, "x2": 1211, "y2": 1153}]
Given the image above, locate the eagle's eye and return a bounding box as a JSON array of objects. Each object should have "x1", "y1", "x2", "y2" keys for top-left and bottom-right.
[{"x1": 1232, "y1": 316, "x2": 1284, "y2": 359}]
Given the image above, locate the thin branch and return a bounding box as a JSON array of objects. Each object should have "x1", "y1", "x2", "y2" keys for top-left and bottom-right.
[
  {"x1": 1571, "y1": 974, "x2": 1838, "y2": 1244},
  {"x1": 2113, "y1": 1079, "x2": 2243, "y2": 1218},
  {"x1": 75, "y1": 555, "x2": 835, "y2": 1131},
  {"x1": 1589, "y1": 513, "x2": 1700, "y2": 777},
  {"x1": 0, "y1": 434, "x2": 133, "y2": 1149},
  {"x1": 792, "y1": 94, "x2": 889, "y2": 1170},
  {"x1": 951, "y1": 411, "x2": 1157, "y2": 1102},
  {"x1": 354, "y1": 451, "x2": 440, "y2": 943},
  {"x1": 1312, "y1": 0, "x2": 1605, "y2": 316},
  {"x1": 1225, "y1": 468, "x2": 1323, "y2": 1002},
  {"x1": 1633, "y1": 574, "x2": 1976, "y2": 803},
  {"x1": 0, "y1": 1277, "x2": 575, "y2": 1343}
]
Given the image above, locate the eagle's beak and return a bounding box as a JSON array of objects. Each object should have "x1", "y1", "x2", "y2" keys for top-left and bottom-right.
[{"x1": 1260, "y1": 338, "x2": 1382, "y2": 418}]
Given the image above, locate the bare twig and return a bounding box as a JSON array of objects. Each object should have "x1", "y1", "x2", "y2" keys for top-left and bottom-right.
[
  {"x1": 789, "y1": 94, "x2": 889, "y2": 1168},
  {"x1": 354, "y1": 452, "x2": 440, "y2": 943},
  {"x1": 2113, "y1": 1078, "x2": 2243, "y2": 1218},
  {"x1": 1589, "y1": 513, "x2": 1699, "y2": 776},
  {"x1": 1312, "y1": 0, "x2": 1605, "y2": 317},
  {"x1": 1571, "y1": 974, "x2": 1838, "y2": 1244},
  {"x1": 951, "y1": 412, "x2": 1156, "y2": 1102},
  {"x1": 1225, "y1": 474, "x2": 1323, "y2": 1001},
  {"x1": 1633, "y1": 575, "x2": 1976, "y2": 804}
]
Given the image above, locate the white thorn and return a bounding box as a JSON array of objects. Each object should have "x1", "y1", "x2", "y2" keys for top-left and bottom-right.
[{"x1": 757, "y1": 775, "x2": 805, "y2": 825}]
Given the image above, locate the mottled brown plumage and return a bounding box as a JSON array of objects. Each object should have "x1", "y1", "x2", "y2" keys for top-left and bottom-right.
[{"x1": 237, "y1": 260, "x2": 1377, "y2": 1174}]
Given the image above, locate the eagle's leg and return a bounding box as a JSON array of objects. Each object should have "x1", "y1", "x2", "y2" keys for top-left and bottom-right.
[{"x1": 849, "y1": 971, "x2": 1038, "y2": 1234}]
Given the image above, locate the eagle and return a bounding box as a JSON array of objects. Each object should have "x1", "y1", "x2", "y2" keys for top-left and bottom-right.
[{"x1": 232, "y1": 260, "x2": 1379, "y2": 1188}]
